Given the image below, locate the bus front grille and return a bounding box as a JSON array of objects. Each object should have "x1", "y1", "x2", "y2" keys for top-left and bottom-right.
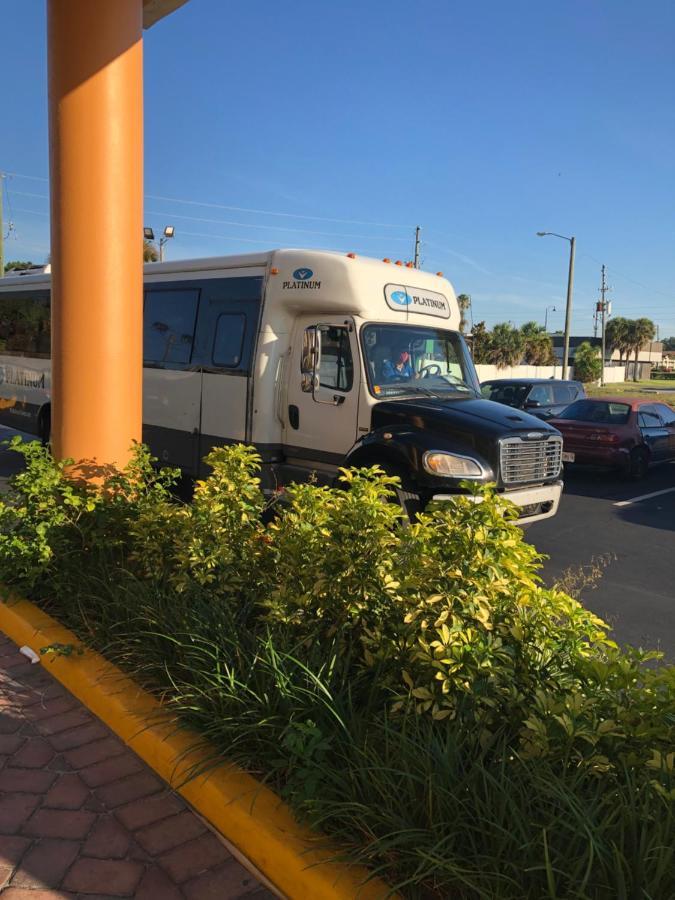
[{"x1": 500, "y1": 436, "x2": 562, "y2": 485}]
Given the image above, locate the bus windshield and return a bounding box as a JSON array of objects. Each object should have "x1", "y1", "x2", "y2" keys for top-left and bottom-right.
[{"x1": 361, "y1": 324, "x2": 478, "y2": 399}]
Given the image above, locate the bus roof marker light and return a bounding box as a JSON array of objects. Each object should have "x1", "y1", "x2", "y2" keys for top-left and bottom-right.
[
  {"x1": 395, "y1": 260, "x2": 403, "y2": 266},
  {"x1": 346, "y1": 252, "x2": 356, "y2": 259},
  {"x1": 270, "y1": 267, "x2": 279, "y2": 275},
  {"x1": 382, "y1": 258, "x2": 391, "y2": 263},
  {"x1": 436, "y1": 271, "x2": 443, "y2": 276},
  {"x1": 405, "y1": 262, "x2": 414, "y2": 268}
]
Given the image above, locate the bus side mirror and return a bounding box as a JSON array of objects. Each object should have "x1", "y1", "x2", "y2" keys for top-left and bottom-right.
[{"x1": 301, "y1": 326, "x2": 321, "y2": 394}]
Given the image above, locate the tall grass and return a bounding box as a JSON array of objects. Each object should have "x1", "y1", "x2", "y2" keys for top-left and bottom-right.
[{"x1": 40, "y1": 560, "x2": 675, "y2": 900}]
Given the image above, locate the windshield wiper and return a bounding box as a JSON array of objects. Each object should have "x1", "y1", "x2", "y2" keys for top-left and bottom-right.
[{"x1": 406, "y1": 385, "x2": 443, "y2": 399}]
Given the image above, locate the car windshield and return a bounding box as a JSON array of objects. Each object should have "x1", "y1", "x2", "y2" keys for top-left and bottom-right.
[
  {"x1": 481, "y1": 382, "x2": 530, "y2": 407},
  {"x1": 362, "y1": 324, "x2": 477, "y2": 398},
  {"x1": 557, "y1": 400, "x2": 631, "y2": 425}
]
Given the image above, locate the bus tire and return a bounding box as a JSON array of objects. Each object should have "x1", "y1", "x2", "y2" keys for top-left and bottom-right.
[{"x1": 380, "y1": 464, "x2": 423, "y2": 522}]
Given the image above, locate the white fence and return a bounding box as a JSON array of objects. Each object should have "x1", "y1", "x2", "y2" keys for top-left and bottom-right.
[{"x1": 475, "y1": 364, "x2": 626, "y2": 384}]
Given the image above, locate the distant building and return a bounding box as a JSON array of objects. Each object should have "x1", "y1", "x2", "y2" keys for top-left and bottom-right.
[
  {"x1": 551, "y1": 336, "x2": 663, "y2": 378},
  {"x1": 661, "y1": 350, "x2": 675, "y2": 372}
]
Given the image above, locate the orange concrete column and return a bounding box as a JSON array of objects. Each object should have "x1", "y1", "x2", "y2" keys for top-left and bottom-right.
[{"x1": 48, "y1": 0, "x2": 143, "y2": 471}]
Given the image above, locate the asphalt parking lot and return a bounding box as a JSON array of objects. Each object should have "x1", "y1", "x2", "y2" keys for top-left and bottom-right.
[
  {"x1": 528, "y1": 461, "x2": 675, "y2": 661},
  {"x1": 1, "y1": 426, "x2": 673, "y2": 661}
]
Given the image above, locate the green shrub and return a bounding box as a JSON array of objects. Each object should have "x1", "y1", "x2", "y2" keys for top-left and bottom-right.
[
  {"x1": 0, "y1": 438, "x2": 673, "y2": 898},
  {"x1": 574, "y1": 342, "x2": 603, "y2": 383}
]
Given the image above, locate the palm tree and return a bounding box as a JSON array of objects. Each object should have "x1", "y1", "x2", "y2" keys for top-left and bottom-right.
[
  {"x1": 489, "y1": 322, "x2": 524, "y2": 368},
  {"x1": 469, "y1": 321, "x2": 491, "y2": 363},
  {"x1": 605, "y1": 317, "x2": 630, "y2": 363},
  {"x1": 143, "y1": 239, "x2": 159, "y2": 263},
  {"x1": 456, "y1": 294, "x2": 471, "y2": 334},
  {"x1": 627, "y1": 318, "x2": 656, "y2": 382},
  {"x1": 520, "y1": 321, "x2": 555, "y2": 365}
]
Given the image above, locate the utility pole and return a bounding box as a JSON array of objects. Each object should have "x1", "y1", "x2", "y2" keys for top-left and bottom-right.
[
  {"x1": 599, "y1": 264, "x2": 609, "y2": 386},
  {"x1": 0, "y1": 172, "x2": 5, "y2": 278},
  {"x1": 413, "y1": 225, "x2": 421, "y2": 269},
  {"x1": 535, "y1": 230, "x2": 576, "y2": 378},
  {"x1": 562, "y1": 236, "x2": 575, "y2": 379}
]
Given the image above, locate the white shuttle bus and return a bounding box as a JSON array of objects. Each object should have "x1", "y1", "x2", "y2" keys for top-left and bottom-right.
[{"x1": 0, "y1": 249, "x2": 563, "y2": 523}]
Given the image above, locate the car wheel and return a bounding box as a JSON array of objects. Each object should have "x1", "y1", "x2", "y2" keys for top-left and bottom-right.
[{"x1": 628, "y1": 447, "x2": 649, "y2": 480}]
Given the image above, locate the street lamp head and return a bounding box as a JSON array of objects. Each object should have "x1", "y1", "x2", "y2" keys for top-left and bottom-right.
[
  {"x1": 143, "y1": 227, "x2": 155, "y2": 241},
  {"x1": 536, "y1": 231, "x2": 548, "y2": 237},
  {"x1": 163, "y1": 225, "x2": 175, "y2": 239}
]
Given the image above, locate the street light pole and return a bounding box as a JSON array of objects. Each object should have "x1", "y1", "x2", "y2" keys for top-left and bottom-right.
[
  {"x1": 143, "y1": 225, "x2": 174, "y2": 262},
  {"x1": 562, "y1": 237, "x2": 575, "y2": 380},
  {"x1": 544, "y1": 305, "x2": 556, "y2": 331},
  {"x1": 537, "y1": 232, "x2": 576, "y2": 379}
]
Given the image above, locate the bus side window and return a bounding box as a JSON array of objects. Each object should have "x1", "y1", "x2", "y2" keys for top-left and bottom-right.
[
  {"x1": 143, "y1": 289, "x2": 200, "y2": 367},
  {"x1": 212, "y1": 314, "x2": 246, "y2": 368},
  {"x1": 0, "y1": 292, "x2": 51, "y2": 358}
]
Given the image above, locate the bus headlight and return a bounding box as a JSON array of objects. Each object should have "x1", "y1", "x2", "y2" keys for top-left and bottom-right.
[{"x1": 422, "y1": 450, "x2": 485, "y2": 478}]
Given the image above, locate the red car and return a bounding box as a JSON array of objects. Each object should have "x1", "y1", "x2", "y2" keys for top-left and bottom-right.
[{"x1": 549, "y1": 397, "x2": 675, "y2": 479}]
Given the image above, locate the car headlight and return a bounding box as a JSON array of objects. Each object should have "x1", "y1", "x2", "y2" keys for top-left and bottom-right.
[{"x1": 422, "y1": 451, "x2": 485, "y2": 478}]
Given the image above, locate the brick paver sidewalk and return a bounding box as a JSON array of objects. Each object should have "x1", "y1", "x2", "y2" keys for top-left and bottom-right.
[{"x1": 0, "y1": 631, "x2": 276, "y2": 898}]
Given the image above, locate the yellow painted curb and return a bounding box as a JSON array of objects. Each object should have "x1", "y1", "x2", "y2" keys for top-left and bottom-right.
[{"x1": 0, "y1": 594, "x2": 395, "y2": 900}]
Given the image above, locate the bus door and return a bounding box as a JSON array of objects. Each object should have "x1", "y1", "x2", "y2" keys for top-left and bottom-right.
[
  {"x1": 283, "y1": 316, "x2": 359, "y2": 480},
  {"x1": 193, "y1": 278, "x2": 262, "y2": 472},
  {"x1": 142, "y1": 286, "x2": 202, "y2": 471}
]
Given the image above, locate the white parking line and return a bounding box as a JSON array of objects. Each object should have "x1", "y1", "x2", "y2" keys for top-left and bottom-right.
[{"x1": 614, "y1": 487, "x2": 675, "y2": 507}]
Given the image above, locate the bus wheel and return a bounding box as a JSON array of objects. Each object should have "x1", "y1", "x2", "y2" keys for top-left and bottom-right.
[{"x1": 380, "y1": 465, "x2": 423, "y2": 523}]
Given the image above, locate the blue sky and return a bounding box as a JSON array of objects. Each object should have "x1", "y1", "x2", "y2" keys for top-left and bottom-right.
[{"x1": 2, "y1": 0, "x2": 674, "y2": 337}]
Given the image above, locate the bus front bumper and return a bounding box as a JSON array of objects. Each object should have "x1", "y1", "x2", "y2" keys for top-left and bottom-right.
[{"x1": 432, "y1": 481, "x2": 563, "y2": 525}]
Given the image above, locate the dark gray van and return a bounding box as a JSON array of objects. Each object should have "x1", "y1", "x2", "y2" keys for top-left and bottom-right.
[{"x1": 480, "y1": 378, "x2": 585, "y2": 420}]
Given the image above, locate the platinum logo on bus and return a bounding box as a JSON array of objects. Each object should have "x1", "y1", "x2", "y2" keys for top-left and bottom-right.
[
  {"x1": 283, "y1": 267, "x2": 322, "y2": 290},
  {"x1": 384, "y1": 284, "x2": 450, "y2": 319}
]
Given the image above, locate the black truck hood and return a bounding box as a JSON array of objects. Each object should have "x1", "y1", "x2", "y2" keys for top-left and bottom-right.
[{"x1": 372, "y1": 396, "x2": 560, "y2": 440}]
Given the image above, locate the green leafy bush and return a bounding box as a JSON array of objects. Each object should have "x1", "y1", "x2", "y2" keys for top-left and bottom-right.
[
  {"x1": 574, "y1": 341, "x2": 603, "y2": 383},
  {"x1": 0, "y1": 438, "x2": 673, "y2": 898}
]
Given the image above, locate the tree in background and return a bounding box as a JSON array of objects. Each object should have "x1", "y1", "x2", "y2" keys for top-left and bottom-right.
[
  {"x1": 456, "y1": 294, "x2": 471, "y2": 334},
  {"x1": 469, "y1": 321, "x2": 491, "y2": 364},
  {"x1": 626, "y1": 318, "x2": 656, "y2": 382},
  {"x1": 605, "y1": 317, "x2": 631, "y2": 363},
  {"x1": 4, "y1": 260, "x2": 35, "y2": 273},
  {"x1": 663, "y1": 336, "x2": 675, "y2": 351},
  {"x1": 489, "y1": 322, "x2": 525, "y2": 368},
  {"x1": 573, "y1": 342, "x2": 602, "y2": 383},
  {"x1": 143, "y1": 240, "x2": 159, "y2": 263},
  {"x1": 520, "y1": 321, "x2": 555, "y2": 365}
]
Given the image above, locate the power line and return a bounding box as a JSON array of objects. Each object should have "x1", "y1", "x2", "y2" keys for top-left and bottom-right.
[
  {"x1": 144, "y1": 209, "x2": 410, "y2": 241},
  {"x1": 2, "y1": 171, "x2": 49, "y2": 182},
  {"x1": 12, "y1": 207, "x2": 49, "y2": 216},
  {"x1": 175, "y1": 229, "x2": 394, "y2": 252},
  {"x1": 3, "y1": 172, "x2": 413, "y2": 228},
  {"x1": 145, "y1": 193, "x2": 413, "y2": 228},
  {"x1": 7, "y1": 190, "x2": 49, "y2": 201}
]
